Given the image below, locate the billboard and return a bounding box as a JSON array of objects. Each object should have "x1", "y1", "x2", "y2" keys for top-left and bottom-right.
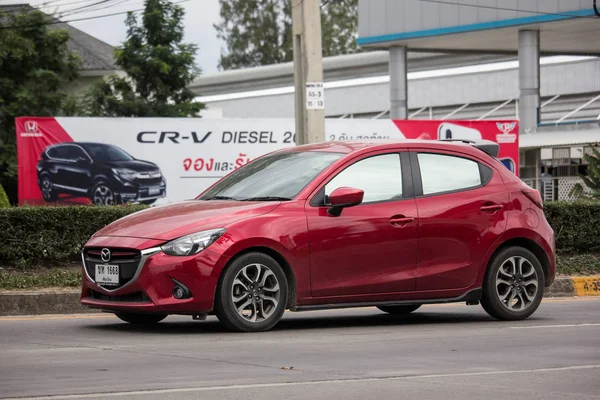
[{"x1": 15, "y1": 117, "x2": 518, "y2": 206}]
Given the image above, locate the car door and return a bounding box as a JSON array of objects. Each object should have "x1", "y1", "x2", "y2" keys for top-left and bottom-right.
[
  {"x1": 305, "y1": 150, "x2": 419, "y2": 298},
  {"x1": 47, "y1": 145, "x2": 70, "y2": 187},
  {"x1": 410, "y1": 150, "x2": 509, "y2": 291},
  {"x1": 63, "y1": 145, "x2": 92, "y2": 192}
]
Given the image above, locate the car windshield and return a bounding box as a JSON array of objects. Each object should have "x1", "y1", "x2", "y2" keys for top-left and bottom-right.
[
  {"x1": 198, "y1": 151, "x2": 344, "y2": 201},
  {"x1": 81, "y1": 144, "x2": 134, "y2": 162}
]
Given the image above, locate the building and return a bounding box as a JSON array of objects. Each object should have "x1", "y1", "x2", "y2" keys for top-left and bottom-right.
[
  {"x1": 0, "y1": 3, "x2": 121, "y2": 95},
  {"x1": 191, "y1": 1, "x2": 600, "y2": 202}
]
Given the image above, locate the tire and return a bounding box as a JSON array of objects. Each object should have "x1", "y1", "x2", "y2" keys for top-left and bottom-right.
[
  {"x1": 114, "y1": 312, "x2": 167, "y2": 324},
  {"x1": 377, "y1": 304, "x2": 421, "y2": 315},
  {"x1": 91, "y1": 181, "x2": 116, "y2": 205},
  {"x1": 215, "y1": 252, "x2": 288, "y2": 332},
  {"x1": 481, "y1": 246, "x2": 545, "y2": 321},
  {"x1": 39, "y1": 173, "x2": 57, "y2": 202}
]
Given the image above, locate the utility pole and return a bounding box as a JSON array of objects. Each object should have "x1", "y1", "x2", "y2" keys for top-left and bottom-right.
[{"x1": 292, "y1": 0, "x2": 325, "y2": 145}]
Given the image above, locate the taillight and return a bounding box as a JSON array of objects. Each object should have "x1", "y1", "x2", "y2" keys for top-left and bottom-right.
[{"x1": 522, "y1": 189, "x2": 543, "y2": 209}]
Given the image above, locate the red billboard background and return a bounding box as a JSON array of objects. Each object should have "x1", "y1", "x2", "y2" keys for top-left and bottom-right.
[{"x1": 15, "y1": 117, "x2": 518, "y2": 206}]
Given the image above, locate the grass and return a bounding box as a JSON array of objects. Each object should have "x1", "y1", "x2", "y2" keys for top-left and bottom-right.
[
  {"x1": 0, "y1": 267, "x2": 81, "y2": 290},
  {"x1": 0, "y1": 253, "x2": 599, "y2": 290},
  {"x1": 556, "y1": 252, "x2": 600, "y2": 276}
]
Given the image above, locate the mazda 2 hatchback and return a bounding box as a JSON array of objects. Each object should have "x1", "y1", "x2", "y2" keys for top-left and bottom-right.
[{"x1": 80, "y1": 139, "x2": 555, "y2": 332}]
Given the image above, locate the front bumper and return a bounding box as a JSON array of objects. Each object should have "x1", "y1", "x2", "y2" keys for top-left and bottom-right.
[
  {"x1": 111, "y1": 176, "x2": 167, "y2": 203},
  {"x1": 80, "y1": 237, "x2": 229, "y2": 314}
]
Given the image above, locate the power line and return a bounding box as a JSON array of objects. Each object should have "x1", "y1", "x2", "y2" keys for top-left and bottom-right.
[
  {"x1": 418, "y1": 0, "x2": 600, "y2": 20},
  {"x1": 58, "y1": 0, "x2": 137, "y2": 18},
  {"x1": 0, "y1": 0, "x2": 192, "y2": 30}
]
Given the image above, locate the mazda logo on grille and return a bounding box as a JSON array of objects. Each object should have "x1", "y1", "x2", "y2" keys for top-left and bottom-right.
[{"x1": 100, "y1": 248, "x2": 111, "y2": 262}]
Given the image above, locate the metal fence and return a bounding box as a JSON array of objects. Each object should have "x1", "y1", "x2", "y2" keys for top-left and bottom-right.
[{"x1": 521, "y1": 177, "x2": 593, "y2": 202}]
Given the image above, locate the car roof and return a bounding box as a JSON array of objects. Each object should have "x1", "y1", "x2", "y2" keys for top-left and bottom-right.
[{"x1": 286, "y1": 139, "x2": 495, "y2": 159}]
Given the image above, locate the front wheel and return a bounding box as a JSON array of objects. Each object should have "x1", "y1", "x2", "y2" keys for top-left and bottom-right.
[
  {"x1": 114, "y1": 312, "x2": 167, "y2": 324},
  {"x1": 481, "y1": 246, "x2": 544, "y2": 321},
  {"x1": 377, "y1": 304, "x2": 421, "y2": 315},
  {"x1": 91, "y1": 181, "x2": 116, "y2": 205},
  {"x1": 215, "y1": 252, "x2": 288, "y2": 332}
]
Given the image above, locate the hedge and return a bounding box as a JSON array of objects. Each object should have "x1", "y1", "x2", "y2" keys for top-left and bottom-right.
[
  {"x1": 0, "y1": 200, "x2": 599, "y2": 268},
  {"x1": 544, "y1": 200, "x2": 600, "y2": 253},
  {"x1": 0, "y1": 205, "x2": 148, "y2": 268}
]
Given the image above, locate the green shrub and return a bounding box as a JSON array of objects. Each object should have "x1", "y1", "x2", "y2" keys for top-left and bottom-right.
[
  {"x1": 0, "y1": 200, "x2": 599, "y2": 269},
  {"x1": 544, "y1": 200, "x2": 600, "y2": 253},
  {"x1": 0, "y1": 205, "x2": 147, "y2": 267},
  {"x1": 0, "y1": 185, "x2": 9, "y2": 208}
]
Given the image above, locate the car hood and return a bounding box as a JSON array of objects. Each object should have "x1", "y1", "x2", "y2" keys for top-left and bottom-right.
[
  {"x1": 92, "y1": 200, "x2": 280, "y2": 241},
  {"x1": 102, "y1": 160, "x2": 159, "y2": 172}
]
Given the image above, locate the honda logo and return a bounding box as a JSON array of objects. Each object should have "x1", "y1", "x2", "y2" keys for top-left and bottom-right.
[
  {"x1": 25, "y1": 121, "x2": 38, "y2": 133},
  {"x1": 100, "y1": 248, "x2": 111, "y2": 262}
]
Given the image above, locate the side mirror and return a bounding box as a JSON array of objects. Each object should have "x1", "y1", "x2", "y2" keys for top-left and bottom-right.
[{"x1": 327, "y1": 187, "x2": 364, "y2": 216}]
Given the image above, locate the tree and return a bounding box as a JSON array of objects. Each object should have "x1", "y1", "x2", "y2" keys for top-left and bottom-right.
[
  {"x1": 0, "y1": 184, "x2": 9, "y2": 208},
  {"x1": 569, "y1": 145, "x2": 600, "y2": 200},
  {"x1": 84, "y1": 0, "x2": 203, "y2": 117},
  {"x1": 0, "y1": 6, "x2": 80, "y2": 204},
  {"x1": 214, "y1": 0, "x2": 359, "y2": 71}
]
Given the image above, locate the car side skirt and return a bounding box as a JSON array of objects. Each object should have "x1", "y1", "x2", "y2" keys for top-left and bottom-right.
[{"x1": 291, "y1": 288, "x2": 482, "y2": 312}]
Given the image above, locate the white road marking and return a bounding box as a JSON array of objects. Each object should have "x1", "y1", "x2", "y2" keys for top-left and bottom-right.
[
  {"x1": 5, "y1": 364, "x2": 600, "y2": 399},
  {"x1": 509, "y1": 323, "x2": 600, "y2": 329}
]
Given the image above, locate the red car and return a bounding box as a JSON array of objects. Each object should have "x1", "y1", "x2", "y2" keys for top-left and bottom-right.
[{"x1": 81, "y1": 139, "x2": 555, "y2": 332}]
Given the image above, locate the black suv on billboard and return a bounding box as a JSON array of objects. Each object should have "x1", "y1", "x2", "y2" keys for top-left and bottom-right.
[{"x1": 37, "y1": 142, "x2": 166, "y2": 205}]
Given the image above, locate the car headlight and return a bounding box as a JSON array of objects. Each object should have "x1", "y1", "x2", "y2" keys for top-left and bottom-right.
[
  {"x1": 161, "y1": 228, "x2": 225, "y2": 256},
  {"x1": 112, "y1": 168, "x2": 138, "y2": 179}
]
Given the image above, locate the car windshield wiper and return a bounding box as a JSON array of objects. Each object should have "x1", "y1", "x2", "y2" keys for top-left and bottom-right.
[
  {"x1": 240, "y1": 196, "x2": 292, "y2": 202},
  {"x1": 202, "y1": 196, "x2": 238, "y2": 201}
]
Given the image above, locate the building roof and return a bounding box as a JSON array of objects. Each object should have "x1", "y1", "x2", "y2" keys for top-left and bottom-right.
[
  {"x1": 0, "y1": 3, "x2": 117, "y2": 72},
  {"x1": 190, "y1": 50, "x2": 516, "y2": 96}
]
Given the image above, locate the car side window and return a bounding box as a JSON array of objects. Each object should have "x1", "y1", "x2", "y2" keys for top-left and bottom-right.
[
  {"x1": 66, "y1": 146, "x2": 88, "y2": 161},
  {"x1": 324, "y1": 153, "x2": 402, "y2": 204},
  {"x1": 50, "y1": 146, "x2": 68, "y2": 159},
  {"x1": 417, "y1": 153, "x2": 482, "y2": 195}
]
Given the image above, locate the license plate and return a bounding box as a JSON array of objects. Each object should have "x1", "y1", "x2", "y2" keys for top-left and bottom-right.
[
  {"x1": 95, "y1": 264, "x2": 119, "y2": 286},
  {"x1": 148, "y1": 187, "x2": 160, "y2": 196}
]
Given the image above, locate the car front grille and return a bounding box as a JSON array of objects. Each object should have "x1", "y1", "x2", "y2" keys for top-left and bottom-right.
[
  {"x1": 88, "y1": 289, "x2": 150, "y2": 303},
  {"x1": 83, "y1": 247, "x2": 142, "y2": 290}
]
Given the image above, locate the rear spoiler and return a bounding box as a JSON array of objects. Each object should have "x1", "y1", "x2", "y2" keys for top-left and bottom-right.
[{"x1": 438, "y1": 139, "x2": 500, "y2": 158}]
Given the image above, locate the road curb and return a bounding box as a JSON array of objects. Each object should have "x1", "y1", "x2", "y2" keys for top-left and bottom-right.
[
  {"x1": 0, "y1": 291, "x2": 96, "y2": 316},
  {"x1": 1, "y1": 276, "x2": 599, "y2": 316}
]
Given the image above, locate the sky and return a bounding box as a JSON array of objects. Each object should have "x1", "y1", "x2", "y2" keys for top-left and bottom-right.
[{"x1": 13, "y1": 0, "x2": 223, "y2": 74}]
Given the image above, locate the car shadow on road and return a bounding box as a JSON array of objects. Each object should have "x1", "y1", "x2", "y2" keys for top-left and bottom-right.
[{"x1": 82, "y1": 308, "x2": 549, "y2": 335}]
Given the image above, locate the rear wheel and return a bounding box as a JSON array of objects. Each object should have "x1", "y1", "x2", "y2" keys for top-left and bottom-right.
[
  {"x1": 114, "y1": 312, "x2": 167, "y2": 324},
  {"x1": 377, "y1": 304, "x2": 421, "y2": 315},
  {"x1": 215, "y1": 252, "x2": 288, "y2": 332},
  {"x1": 40, "y1": 174, "x2": 57, "y2": 202},
  {"x1": 481, "y1": 246, "x2": 544, "y2": 321}
]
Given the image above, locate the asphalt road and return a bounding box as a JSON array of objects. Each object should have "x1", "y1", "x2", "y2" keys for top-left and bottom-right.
[{"x1": 1, "y1": 297, "x2": 599, "y2": 400}]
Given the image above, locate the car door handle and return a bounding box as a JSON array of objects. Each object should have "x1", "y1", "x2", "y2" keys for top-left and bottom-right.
[
  {"x1": 480, "y1": 204, "x2": 503, "y2": 213},
  {"x1": 390, "y1": 217, "x2": 414, "y2": 226}
]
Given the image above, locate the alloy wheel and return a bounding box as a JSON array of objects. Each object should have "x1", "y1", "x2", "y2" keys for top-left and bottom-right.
[
  {"x1": 495, "y1": 256, "x2": 539, "y2": 311},
  {"x1": 93, "y1": 184, "x2": 115, "y2": 205},
  {"x1": 231, "y1": 263, "x2": 281, "y2": 323},
  {"x1": 41, "y1": 176, "x2": 53, "y2": 200}
]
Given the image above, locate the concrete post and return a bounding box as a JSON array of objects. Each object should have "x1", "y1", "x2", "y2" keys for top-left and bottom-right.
[
  {"x1": 518, "y1": 30, "x2": 540, "y2": 134},
  {"x1": 389, "y1": 46, "x2": 408, "y2": 119},
  {"x1": 292, "y1": 0, "x2": 325, "y2": 144}
]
